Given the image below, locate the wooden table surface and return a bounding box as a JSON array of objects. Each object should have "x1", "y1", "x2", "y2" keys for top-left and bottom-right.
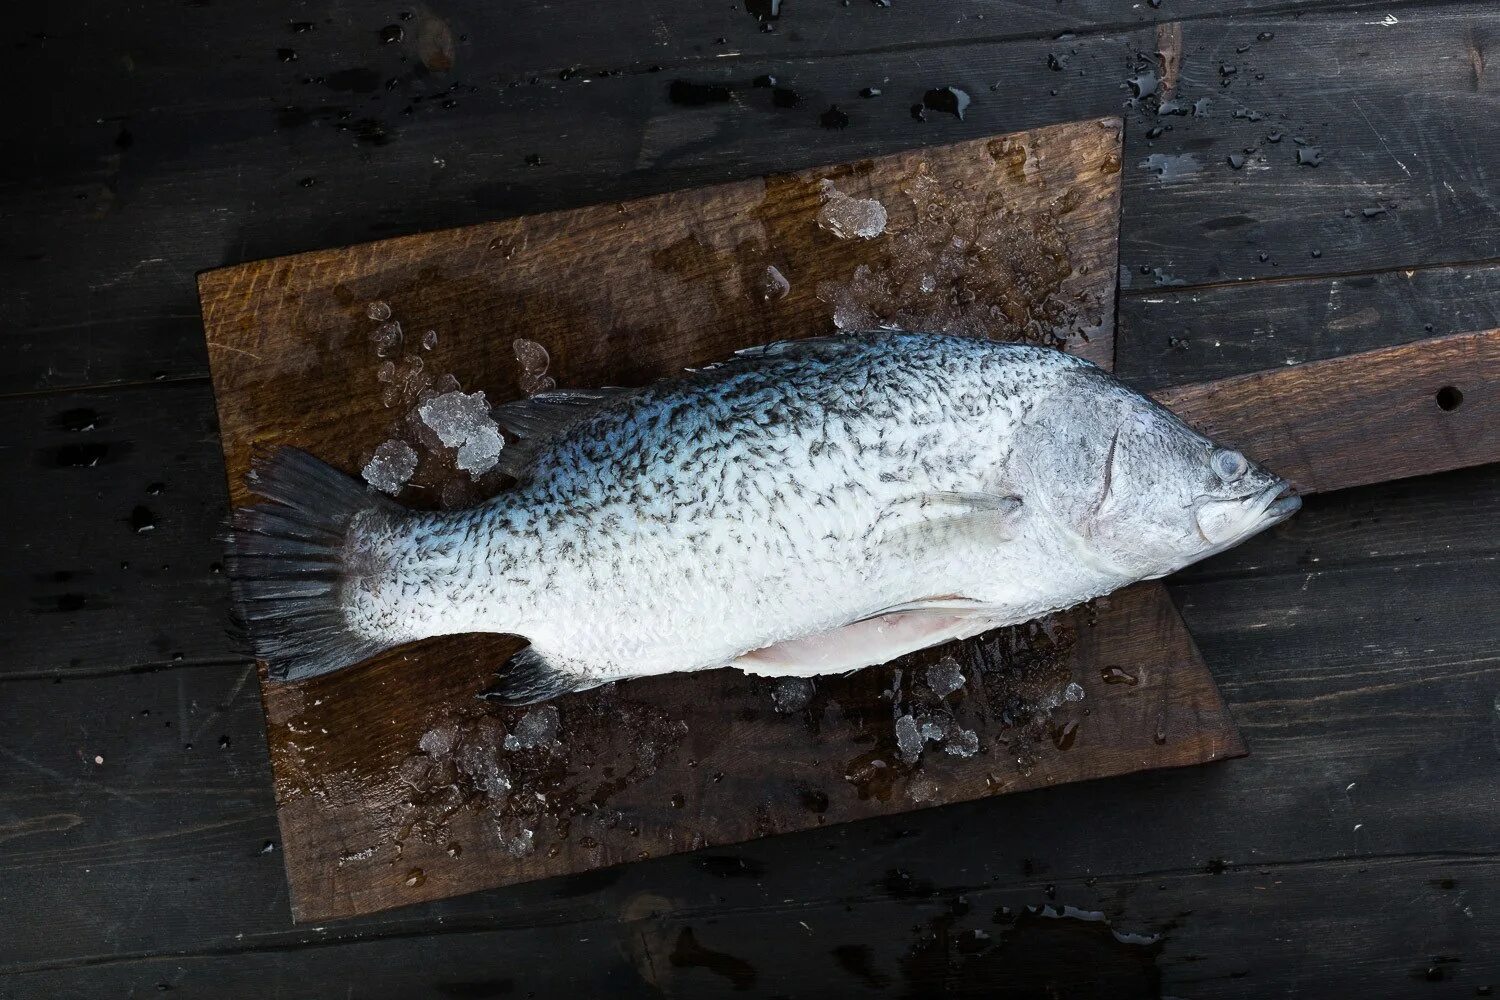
[{"x1": 4, "y1": 1, "x2": 1498, "y2": 997}]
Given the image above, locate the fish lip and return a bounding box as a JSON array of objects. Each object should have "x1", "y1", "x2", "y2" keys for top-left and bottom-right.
[{"x1": 1252, "y1": 482, "x2": 1302, "y2": 524}]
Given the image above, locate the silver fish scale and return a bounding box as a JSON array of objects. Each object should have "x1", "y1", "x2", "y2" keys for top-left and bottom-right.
[{"x1": 353, "y1": 333, "x2": 1118, "y2": 684}]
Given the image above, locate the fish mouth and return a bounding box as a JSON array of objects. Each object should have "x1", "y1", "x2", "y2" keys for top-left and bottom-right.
[{"x1": 1253, "y1": 481, "x2": 1302, "y2": 525}]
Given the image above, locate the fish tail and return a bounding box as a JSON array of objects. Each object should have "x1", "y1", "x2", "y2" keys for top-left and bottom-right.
[{"x1": 228, "y1": 447, "x2": 400, "y2": 682}]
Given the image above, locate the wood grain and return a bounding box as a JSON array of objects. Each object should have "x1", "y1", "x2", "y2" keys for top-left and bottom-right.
[
  {"x1": 1120, "y1": 263, "x2": 1500, "y2": 393},
  {"x1": 197, "y1": 119, "x2": 1248, "y2": 923},
  {"x1": 5, "y1": 526, "x2": 1498, "y2": 972},
  {"x1": 12, "y1": 3, "x2": 1500, "y2": 398},
  {"x1": 1154, "y1": 328, "x2": 1500, "y2": 495}
]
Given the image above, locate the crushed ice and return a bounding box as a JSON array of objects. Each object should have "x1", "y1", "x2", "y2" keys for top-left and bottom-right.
[
  {"x1": 503, "y1": 704, "x2": 560, "y2": 751},
  {"x1": 817, "y1": 166, "x2": 1086, "y2": 347},
  {"x1": 417, "y1": 389, "x2": 505, "y2": 477},
  {"x1": 927, "y1": 656, "x2": 965, "y2": 698},
  {"x1": 362, "y1": 439, "x2": 418, "y2": 495},
  {"x1": 455, "y1": 739, "x2": 513, "y2": 799},
  {"x1": 371, "y1": 320, "x2": 403, "y2": 357},
  {"x1": 816, "y1": 179, "x2": 888, "y2": 240},
  {"x1": 513, "y1": 338, "x2": 557, "y2": 397},
  {"x1": 772, "y1": 677, "x2": 814, "y2": 713}
]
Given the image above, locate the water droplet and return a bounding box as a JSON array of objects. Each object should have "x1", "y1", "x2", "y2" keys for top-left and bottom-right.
[
  {"x1": 820, "y1": 104, "x2": 851, "y2": 129},
  {"x1": 1101, "y1": 666, "x2": 1138, "y2": 685},
  {"x1": 921, "y1": 86, "x2": 971, "y2": 120},
  {"x1": 130, "y1": 506, "x2": 157, "y2": 534},
  {"x1": 404, "y1": 867, "x2": 426, "y2": 887},
  {"x1": 379, "y1": 24, "x2": 404, "y2": 44},
  {"x1": 757, "y1": 264, "x2": 791, "y2": 302},
  {"x1": 1127, "y1": 72, "x2": 1158, "y2": 98},
  {"x1": 366, "y1": 300, "x2": 392, "y2": 321}
]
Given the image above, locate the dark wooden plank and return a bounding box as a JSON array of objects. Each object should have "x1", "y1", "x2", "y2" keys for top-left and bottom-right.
[
  {"x1": 1153, "y1": 328, "x2": 1500, "y2": 495},
  {"x1": 1120, "y1": 262, "x2": 1500, "y2": 391},
  {"x1": 3, "y1": 506, "x2": 1495, "y2": 970},
  {"x1": 10, "y1": 1, "x2": 1498, "y2": 395},
  {"x1": 1118, "y1": 4, "x2": 1500, "y2": 286},
  {"x1": 11, "y1": 853, "x2": 1498, "y2": 999},
  {"x1": 0, "y1": 381, "x2": 238, "y2": 677},
  {"x1": 7, "y1": 0, "x2": 1361, "y2": 112}
]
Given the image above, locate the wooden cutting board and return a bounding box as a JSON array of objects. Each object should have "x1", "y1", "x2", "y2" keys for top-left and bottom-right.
[{"x1": 201, "y1": 117, "x2": 1256, "y2": 922}]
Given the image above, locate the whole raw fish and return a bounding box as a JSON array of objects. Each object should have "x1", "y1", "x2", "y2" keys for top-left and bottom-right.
[{"x1": 231, "y1": 332, "x2": 1299, "y2": 702}]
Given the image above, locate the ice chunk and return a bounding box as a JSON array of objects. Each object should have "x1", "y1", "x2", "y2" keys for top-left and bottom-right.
[
  {"x1": 519, "y1": 372, "x2": 557, "y2": 397},
  {"x1": 513, "y1": 338, "x2": 550, "y2": 374},
  {"x1": 455, "y1": 741, "x2": 512, "y2": 799},
  {"x1": 417, "y1": 389, "x2": 505, "y2": 477},
  {"x1": 816, "y1": 180, "x2": 888, "y2": 240},
  {"x1": 503, "y1": 704, "x2": 560, "y2": 751},
  {"x1": 757, "y1": 264, "x2": 791, "y2": 302},
  {"x1": 908, "y1": 777, "x2": 941, "y2": 803},
  {"x1": 927, "y1": 656, "x2": 965, "y2": 698},
  {"x1": 498, "y1": 825, "x2": 535, "y2": 858},
  {"x1": 366, "y1": 300, "x2": 392, "y2": 321},
  {"x1": 371, "y1": 321, "x2": 403, "y2": 357},
  {"x1": 772, "y1": 677, "x2": 814, "y2": 713},
  {"x1": 455, "y1": 423, "x2": 504, "y2": 476},
  {"x1": 894, "y1": 714, "x2": 925, "y2": 764},
  {"x1": 417, "y1": 724, "x2": 457, "y2": 756},
  {"x1": 944, "y1": 727, "x2": 979, "y2": 757},
  {"x1": 1064, "y1": 681, "x2": 1085, "y2": 702},
  {"x1": 361, "y1": 439, "x2": 418, "y2": 495}
]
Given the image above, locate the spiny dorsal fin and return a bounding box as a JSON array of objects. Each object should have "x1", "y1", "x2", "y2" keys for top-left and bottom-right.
[
  {"x1": 728, "y1": 333, "x2": 899, "y2": 364},
  {"x1": 491, "y1": 388, "x2": 634, "y2": 479}
]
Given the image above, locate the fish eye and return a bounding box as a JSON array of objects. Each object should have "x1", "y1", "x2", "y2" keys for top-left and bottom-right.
[{"x1": 1211, "y1": 448, "x2": 1249, "y2": 482}]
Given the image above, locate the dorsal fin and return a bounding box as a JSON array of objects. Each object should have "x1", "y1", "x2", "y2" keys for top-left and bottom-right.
[
  {"x1": 717, "y1": 333, "x2": 897, "y2": 367},
  {"x1": 491, "y1": 388, "x2": 633, "y2": 478}
]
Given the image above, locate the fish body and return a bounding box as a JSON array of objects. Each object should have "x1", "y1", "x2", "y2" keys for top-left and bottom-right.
[{"x1": 233, "y1": 333, "x2": 1299, "y2": 701}]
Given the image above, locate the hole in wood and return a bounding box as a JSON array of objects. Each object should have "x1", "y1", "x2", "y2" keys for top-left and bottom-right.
[{"x1": 1435, "y1": 385, "x2": 1464, "y2": 411}]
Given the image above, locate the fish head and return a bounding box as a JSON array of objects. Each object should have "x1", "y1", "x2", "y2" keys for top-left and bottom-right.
[{"x1": 1029, "y1": 366, "x2": 1301, "y2": 580}]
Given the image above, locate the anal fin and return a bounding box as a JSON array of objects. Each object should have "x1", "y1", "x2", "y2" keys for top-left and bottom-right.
[{"x1": 480, "y1": 647, "x2": 584, "y2": 705}]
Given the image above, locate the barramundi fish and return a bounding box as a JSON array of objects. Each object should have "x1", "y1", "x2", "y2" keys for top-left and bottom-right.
[{"x1": 231, "y1": 332, "x2": 1300, "y2": 703}]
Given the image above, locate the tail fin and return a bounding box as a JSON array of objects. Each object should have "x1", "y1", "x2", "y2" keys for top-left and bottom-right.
[{"x1": 228, "y1": 448, "x2": 399, "y2": 682}]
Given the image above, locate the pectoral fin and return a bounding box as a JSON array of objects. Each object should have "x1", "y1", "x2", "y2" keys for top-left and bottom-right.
[{"x1": 881, "y1": 489, "x2": 1026, "y2": 552}]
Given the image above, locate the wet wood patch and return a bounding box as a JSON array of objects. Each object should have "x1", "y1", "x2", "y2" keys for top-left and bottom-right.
[{"x1": 198, "y1": 117, "x2": 1245, "y2": 921}]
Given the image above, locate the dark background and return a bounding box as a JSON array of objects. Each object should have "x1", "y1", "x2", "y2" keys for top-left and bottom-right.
[{"x1": 3, "y1": 1, "x2": 1498, "y2": 997}]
